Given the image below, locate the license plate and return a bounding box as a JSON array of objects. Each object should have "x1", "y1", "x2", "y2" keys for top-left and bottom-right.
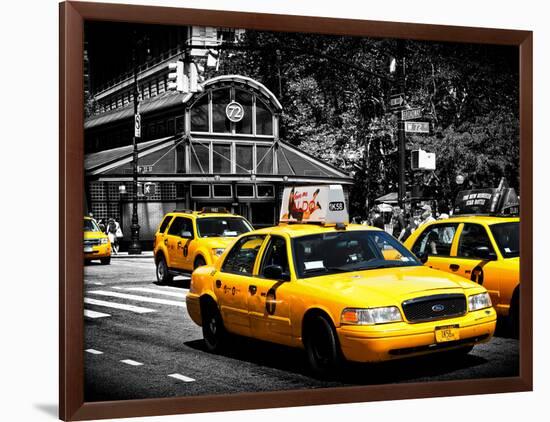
[
  {"x1": 435, "y1": 325, "x2": 460, "y2": 343},
  {"x1": 84, "y1": 246, "x2": 93, "y2": 253}
]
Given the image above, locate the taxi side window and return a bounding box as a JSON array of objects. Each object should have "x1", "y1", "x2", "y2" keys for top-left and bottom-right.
[
  {"x1": 412, "y1": 224, "x2": 458, "y2": 256},
  {"x1": 222, "y1": 235, "x2": 266, "y2": 276},
  {"x1": 167, "y1": 217, "x2": 194, "y2": 237},
  {"x1": 260, "y1": 236, "x2": 289, "y2": 277},
  {"x1": 158, "y1": 215, "x2": 173, "y2": 234},
  {"x1": 457, "y1": 223, "x2": 495, "y2": 259}
]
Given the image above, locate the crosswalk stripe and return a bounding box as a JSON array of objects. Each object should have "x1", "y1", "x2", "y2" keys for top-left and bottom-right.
[
  {"x1": 85, "y1": 349, "x2": 104, "y2": 355},
  {"x1": 84, "y1": 309, "x2": 111, "y2": 319},
  {"x1": 113, "y1": 286, "x2": 187, "y2": 298},
  {"x1": 168, "y1": 373, "x2": 195, "y2": 382},
  {"x1": 88, "y1": 290, "x2": 186, "y2": 307},
  {"x1": 120, "y1": 359, "x2": 143, "y2": 366},
  {"x1": 156, "y1": 284, "x2": 190, "y2": 291},
  {"x1": 84, "y1": 298, "x2": 156, "y2": 314}
]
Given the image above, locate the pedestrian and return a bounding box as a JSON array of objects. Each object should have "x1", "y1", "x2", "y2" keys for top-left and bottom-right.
[
  {"x1": 437, "y1": 200, "x2": 450, "y2": 220},
  {"x1": 400, "y1": 216, "x2": 418, "y2": 242},
  {"x1": 106, "y1": 218, "x2": 119, "y2": 255},
  {"x1": 391, "y1": 206, "x2": 406, "y2": 239},
  {"x1": 418, "y1": 204, "x2": 435, "y2": 227},
  {"x1": 371, "y1": 208, "x2": 385, "y2": 230},
  {"x1": 114, "y1": 218, "x2": 123, "y2": 249}
]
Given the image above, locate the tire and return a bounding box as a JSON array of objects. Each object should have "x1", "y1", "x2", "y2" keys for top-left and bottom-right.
[
  {"x1": 508, "y1": 290, "x2": 519, "y2": 339},
  {"x1": 304, "y1": 314, "x2": 342, "y2": 378},
  {"x1": 84, "y1": 259, "x2": 91, "y2": 265},
  {"x1": 194, "y1": 256, "x2": 206, "y2": 270},
  {"x1": 156, "y1": 256, "x2": 173, "y2": 284},
  {"x1": 100, "y1": 257, "x2": 111, "y2": 265},
  {"x1": 201, "y1": 301, "x2": 226, "y2": 353}
]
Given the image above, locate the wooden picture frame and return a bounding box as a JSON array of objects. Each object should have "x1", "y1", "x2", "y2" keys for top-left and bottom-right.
[{"x1": 60, "y1": 1, "x2": 532, "y2": 420}]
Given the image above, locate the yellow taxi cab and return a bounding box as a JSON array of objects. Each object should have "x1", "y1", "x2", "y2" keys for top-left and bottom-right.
[
  {"x1": 403, "y1": 188, "x2": 520, "y2": 334},
  {"x1": 186, "y1": 186, "x2": 496, "y2": 376},
  {"x1": 153, "y1": 207, "x2": 253, "y2": 283},
  {"x1": 84, "y1": 216, "x2": 111, "y2": 265}
]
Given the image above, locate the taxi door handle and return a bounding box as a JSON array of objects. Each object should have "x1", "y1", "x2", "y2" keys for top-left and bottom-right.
[
  {"x1": 249, "y1": 285, "x2": 257, "y2": 295},
  {"x1": 449, "y1": 264, "x2": 460, "y2": 272},
  {"x1": 164, "y1": 239, "x2": 168, "y2": 245}
]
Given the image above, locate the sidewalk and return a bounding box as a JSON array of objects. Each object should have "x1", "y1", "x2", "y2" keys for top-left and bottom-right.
[{"x1": 111, "y1": 251, "x2": 154, "y2": 259}]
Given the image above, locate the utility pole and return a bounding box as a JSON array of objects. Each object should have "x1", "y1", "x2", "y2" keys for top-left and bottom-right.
[
  {"x1": 397, "y1": 39, "x2": 407, "y2": 209},
  {"x1": 128, "y1": 38, "x2": 142, "y2": 255}
]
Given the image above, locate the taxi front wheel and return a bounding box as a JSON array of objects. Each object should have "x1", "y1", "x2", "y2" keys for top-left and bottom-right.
[
  {"x1": 304, "y1": 315, "x2": 342, "y2": 378},
  {"x1": 156, "y1": 256, "x2": 173, "y2": 284}
]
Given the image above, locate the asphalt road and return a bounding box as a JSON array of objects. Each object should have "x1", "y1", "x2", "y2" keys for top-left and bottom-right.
[{"x1": 84, "y1": 257, "x2": 519, "y2": 402}]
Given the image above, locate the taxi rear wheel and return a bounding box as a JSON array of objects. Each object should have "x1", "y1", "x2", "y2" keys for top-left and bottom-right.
[
  {"x1": 194, "y1": 256, "x2": 206, "y2": 269},
  {"x1": 304, "y1": 315, "x2": 342, "y2": 378},
  {"x1": 100, "y1": 257, "x2": 111, "y2": 265},
  {"x1": 201, "y1": 302, "x2": 226, "y2": 353},
  {"x1": 156, "y1": 256, "x2": 173, "y2": 284}
]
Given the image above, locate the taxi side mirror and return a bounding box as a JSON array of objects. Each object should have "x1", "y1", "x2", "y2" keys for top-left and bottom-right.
[
  {"x1": 417, "y1": 251, "x2": 429, "y2": 264},
  {"x1": 263, "y1": 265, "x2": 290, "y2": 281},
  {"x1": 180, "y1": 230, "x2": 193, "y2": 239}
]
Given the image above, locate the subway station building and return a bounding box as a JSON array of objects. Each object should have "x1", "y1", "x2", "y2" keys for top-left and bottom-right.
[{"x1": 84, "y1": 27, "x2": 352, "y2": 248}]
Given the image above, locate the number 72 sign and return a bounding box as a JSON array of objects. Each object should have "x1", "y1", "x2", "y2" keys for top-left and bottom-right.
[
  {"x1": 225, "y1": 101, "x2": 245, "y2": 122},
  {"x1": 405, "y1": 121, "x2": 430, "y2": 133}
]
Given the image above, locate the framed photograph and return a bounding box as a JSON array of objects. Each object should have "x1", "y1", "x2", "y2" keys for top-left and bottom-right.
[{"x1": 60, "y1": 1, "x2": 532, "y2": 420}]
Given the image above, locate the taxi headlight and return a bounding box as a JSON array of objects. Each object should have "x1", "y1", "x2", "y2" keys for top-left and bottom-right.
[
  {"x1": 212, "y1": 248, "x2": 225, "y2": 257},
  {"x1": 468, "y1": 292, "x2": 492, "y2": 311},
  {"x1": 100, "y1": 238, "x2": 109, "y2": 245},
  {"x1": 341, "y1": 306, "x2": 403, "y2": 325}
]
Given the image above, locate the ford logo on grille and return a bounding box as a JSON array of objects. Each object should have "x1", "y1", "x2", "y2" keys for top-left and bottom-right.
[{"x1": 432, "y1": 304, "x2": 445, "y2": 312}]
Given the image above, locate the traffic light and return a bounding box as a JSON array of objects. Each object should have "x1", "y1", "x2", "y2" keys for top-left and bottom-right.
[
  {"x1": 188, "y1": 62, "x2": 199, "y2": 93},
  {"x1": 167, "y1": 60, "x2": 187, "y2": 92}
]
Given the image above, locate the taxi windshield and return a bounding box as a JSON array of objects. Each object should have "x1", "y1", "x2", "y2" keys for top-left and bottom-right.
[
  {"x1": 293, "y1": 230, "x2": 420, "y2": 279},
  {"x1": 196, "y1": 217, "x2": 253, "y2": 238},
  {"x1": 84, "y1": 218, "x2": 101, "y2": 232},
  {"x1": 490, "y1": 222, "x2": 519, "y2": 258}
]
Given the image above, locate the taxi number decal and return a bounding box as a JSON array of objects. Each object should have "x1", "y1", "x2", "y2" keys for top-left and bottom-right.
[{"x1": 328, "y1": 201, "x2": 345, "y2": 211}]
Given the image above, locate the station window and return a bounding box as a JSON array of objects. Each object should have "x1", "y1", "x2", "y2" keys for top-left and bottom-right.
[
  {"x1": 235, "y1": 144, "x2": 253, "y2": 174},
  {"x1": 256, "y1": 99, "x2": 273, "y2": 135},
  {"x1": 212, "y1": 89, "x2": 231, "y2": 133},
  {"x1": 191, "y1": 94, "x2": 209, "y2": 132},
  {"x1": 257, "y1": 184, "x2": 275, "y2": 198},
  {"x1": 235, "y1": 89, "x2": 253, "y2": 134},
  {"x1": 236, "y1": 184, "x2": 254, "y2": 198},
  {"x1": 190, "y1": 142, "x2": 210, "y2": 173},
  {"x1": 213, "y1": 184, "x2": 232, "y2": 198},
  {"x1": 190, "y1": 184, "x2": 210, "y2": 198},
  {"x1": 213, "y1": 144, "x2": 231, "y2": 173}
]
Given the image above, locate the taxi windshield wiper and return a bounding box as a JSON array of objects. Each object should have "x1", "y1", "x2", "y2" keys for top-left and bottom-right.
[{"x1": 356, "y1": 261, "x2": 418, "y2": 271}]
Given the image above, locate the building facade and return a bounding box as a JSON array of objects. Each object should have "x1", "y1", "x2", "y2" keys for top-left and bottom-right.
[{"x1": 84, "y1": 26, "x2": 352, "y2": 249}]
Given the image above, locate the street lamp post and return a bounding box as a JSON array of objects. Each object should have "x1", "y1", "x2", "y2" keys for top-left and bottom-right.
[
  {"x1": 396, "y1": 39, "x2": 407, "y2": 209},
  {"x1": 127, "y1": 46, "x2": 142, "y2": 255}
]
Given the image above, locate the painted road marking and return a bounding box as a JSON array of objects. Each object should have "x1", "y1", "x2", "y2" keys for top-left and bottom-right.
[
  {"x1": 113, "y1": 286, "x2": 187, "y2": 298},
  {"x1": 84, "y1": 309, "x2": 111, "y2": 319},
  {"x1": 168, "y1": 373, "x2": 196, "y2": 382},
  {"x1": 120, "y1": 359, "x2": 143, "y2": 366},
  {"x1": 156, "y1": 284, "x2": 190, "y2": 291},
  {"x1": 85, "y1": 282, "x2": 104, "y2": 286},
  {"x1": 87, "y1": 290, "x2": 186, "y2": 307},
  {"x1": 84, "y1": 298, "x2": 156, "y2": 314},
  {"x1": 85, "y1": 349, "x2": 104, "y2": 355}
]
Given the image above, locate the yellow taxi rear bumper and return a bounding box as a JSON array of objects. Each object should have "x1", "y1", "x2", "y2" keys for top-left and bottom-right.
[
  {"x1": 186, "y1": 293, "x2": 203, "y2": 326},
  {"x1": 84, "y1": 243, "x2": 111, "y2": 259},
  {"x1": 337, "y1": 307, "x2": 497, "y2": 362}
]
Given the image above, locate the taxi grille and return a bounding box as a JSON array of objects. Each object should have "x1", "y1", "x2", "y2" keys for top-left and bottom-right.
[
  {"x1": 84, "y1": 239, "x2": 101, "y2": 247},
  {"x1": 402, "y1": 294, "x2": 466, "y2": 323}
]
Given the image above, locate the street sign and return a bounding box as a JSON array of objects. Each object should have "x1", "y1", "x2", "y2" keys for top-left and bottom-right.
[
  {"x1": 401, "y1": 108, "x2": 422, "y2": 121},
  {"x1": 138, "y1": 165, "x2": 153, "y2": 174},
  {"x1": 404, "y1": 121, "x2": 430, "y2": 133},
  {"x1": 390, "y1": 93, "x2": 405, "y2": 108},
  {"x1": 134, "y1": 113, "x2": 141, "y2": 138}
]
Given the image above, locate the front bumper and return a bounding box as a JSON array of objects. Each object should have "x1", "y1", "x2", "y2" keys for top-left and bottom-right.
[
  {"x1": 337, "y1": 307, "x2": 497, "y2": 362},
  {"x1": 84, "y1": 243, "x2": 111, "y2": 259}
]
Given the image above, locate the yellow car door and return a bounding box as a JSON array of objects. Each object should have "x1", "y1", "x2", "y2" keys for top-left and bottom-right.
[
  {"x1": 164, "y1": 216, "x2": 190, "y2": 269},
  {"x1": 452, "y1": 223, "x2": 501, "y2": 306},
  {"x1": 216, "y1": 234, "x2": 267, "y2": 337},
  {"x1": 409, "y1": 222, "x2": 460, "y2": 272},
  {"x1": 248, "y1": 235, "x2": 293, "y2": 345}
]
